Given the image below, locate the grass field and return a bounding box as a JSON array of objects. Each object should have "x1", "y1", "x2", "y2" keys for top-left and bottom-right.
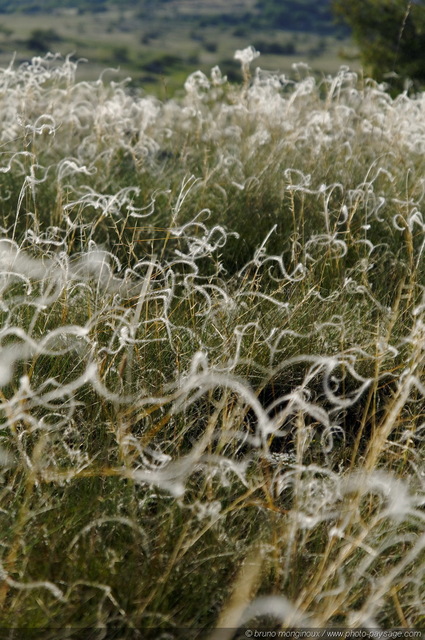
[{"x1": 0, "y1": 41, "x2": 423, "y2": 638}]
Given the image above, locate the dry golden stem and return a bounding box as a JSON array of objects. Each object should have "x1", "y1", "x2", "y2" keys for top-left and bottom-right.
[{"x1": 210, "y1": 544, "x2": 265, "y2": 640}]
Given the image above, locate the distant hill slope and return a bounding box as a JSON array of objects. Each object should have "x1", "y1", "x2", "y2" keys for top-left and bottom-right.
[
  {"x1": 0, "y1": 0, "x2": 343, "y2": 36},
  {"x1": 256, "y1": 0, "x2": 338, "y2": 33},
  {"x1": 0, "y1": 0, "x2": 108, "y2": 11}
]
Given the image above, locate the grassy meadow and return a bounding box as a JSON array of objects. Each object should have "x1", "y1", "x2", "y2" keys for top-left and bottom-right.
[{"x1": 0, "y1": 45, "x2": 424, "y2": 637}]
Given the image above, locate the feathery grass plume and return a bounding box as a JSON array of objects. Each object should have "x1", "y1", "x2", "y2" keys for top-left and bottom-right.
[{"x1": 0, "y1": 52, "x2": 424, "y2": 633}]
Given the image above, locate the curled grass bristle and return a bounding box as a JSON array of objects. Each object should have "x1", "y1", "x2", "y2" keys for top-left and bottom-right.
[{"x1": 0, "y1": 51, "x2": 424, "y2": 633}]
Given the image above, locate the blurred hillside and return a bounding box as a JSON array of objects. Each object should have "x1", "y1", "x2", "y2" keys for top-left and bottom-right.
[{"x1": 0, "y1": 0, "x2": 356, "y2": 95}]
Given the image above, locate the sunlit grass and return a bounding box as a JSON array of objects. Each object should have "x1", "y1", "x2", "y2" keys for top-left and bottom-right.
[{"x1": 0, "y1": 51, "x2": 424, "y2": 635}]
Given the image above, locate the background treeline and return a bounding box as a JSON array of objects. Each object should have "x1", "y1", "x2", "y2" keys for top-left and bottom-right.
[{"x1": 332, "y1": 0, "x2": 425, "y2": 90}]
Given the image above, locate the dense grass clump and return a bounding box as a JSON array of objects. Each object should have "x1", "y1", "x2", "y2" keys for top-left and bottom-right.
[{"x1": 0, "y1": 51, "x2": 424, "y2": 635}]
